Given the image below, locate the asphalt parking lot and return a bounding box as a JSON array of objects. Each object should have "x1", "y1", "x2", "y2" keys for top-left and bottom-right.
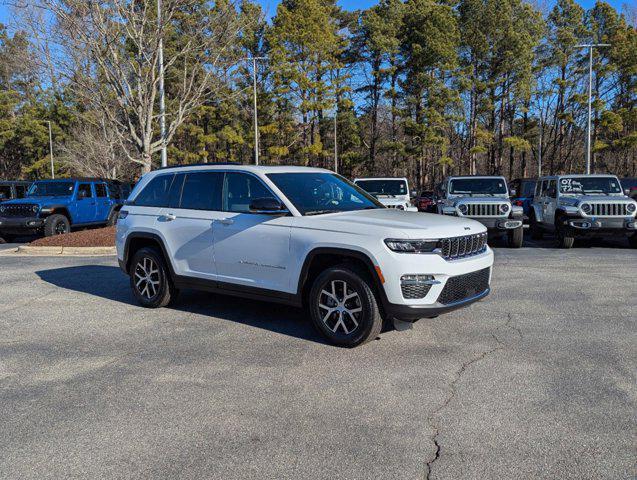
[{"x1": 1, "y1": 238, "x2": 635, "y2": 479}]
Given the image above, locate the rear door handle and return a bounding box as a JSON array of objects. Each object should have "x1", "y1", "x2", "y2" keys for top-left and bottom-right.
[
  {"x1": 218, "y1": 218, "x2": 234, "y2": 225},
  {"x1": 160, "y1": 213, "x2": 176, "y2": 221}
]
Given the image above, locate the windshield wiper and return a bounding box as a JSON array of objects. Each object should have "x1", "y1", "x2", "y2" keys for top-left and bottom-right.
[{"x1": 305, "y1": 209, "x2": 342, "y2": 216}]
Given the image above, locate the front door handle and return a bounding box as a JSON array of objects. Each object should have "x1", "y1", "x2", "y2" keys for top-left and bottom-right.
[
  {"x1": 218, "y1": 218, "x2": 234, "y2": 225},
  {"x1": 160, "y1": 213, "x2": 176, "y2": 221}
]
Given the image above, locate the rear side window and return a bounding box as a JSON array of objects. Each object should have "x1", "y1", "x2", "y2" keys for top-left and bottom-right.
[
  {"x1": 134, "y1": 174, "x2": 174, "y2": 207},
  {"x1": 178, "y1": 172, "x2": 223, "y2": 211},
  {"x1": 224, "y1": 172, "x2": 272, "y2": 213},
  {"x1": 95, "y1": 184, "x2": 108, "y2": 197}
]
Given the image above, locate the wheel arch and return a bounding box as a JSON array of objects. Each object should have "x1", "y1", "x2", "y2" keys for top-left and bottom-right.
[
  {"x1": 123, "y1": 232, "x2": 174, "y2": 276},
  {"x1": 296, "y1": 247, "x2": 387, "y2": 308},
  {"x1": 42, "y1": 206, "x2": 72, "y2": 222}
]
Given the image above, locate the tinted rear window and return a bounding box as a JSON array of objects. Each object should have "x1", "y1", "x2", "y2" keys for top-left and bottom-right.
[{"x1": 134, "y1": 175, "x2": 174, "y2": 207}]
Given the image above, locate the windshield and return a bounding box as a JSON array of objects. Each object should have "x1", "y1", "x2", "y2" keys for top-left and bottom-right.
[
  {"x1": 354, "y1": 179, "x2": 407, "y2": 197},
  {"x1": 449, "y1": 178, "x2": 507, "y2": 195},
  {"x1": 27, "y1": 181, "x2": 75, "y2": 197},
  {"x1": 267, "y1": 173, "x2": 383, "y2": 215},
  {"x1": 559, "y1": 177, "x2": 622, "y2": 195}
]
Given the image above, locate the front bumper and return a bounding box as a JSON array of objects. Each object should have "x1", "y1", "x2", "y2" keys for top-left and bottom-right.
[
  {"x1": 0, "y1": 216, "x2": 44, "y2": 233},
  {"x1": 563, "y1": 216, "x2": 637, "y2": 236},
  {"x1": 376, "y1": 245, "x2": 494, "y2": 320},
  {"x1": 384, "y1": 287, "x2": 490, "y2": 321},
  {"x1": 469, "y1": 217, "x2": 522, "y2": 231}
]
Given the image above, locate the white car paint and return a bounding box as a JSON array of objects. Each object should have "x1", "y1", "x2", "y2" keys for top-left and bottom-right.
[{"x1": 353, "y1": 177, "x2": 418, "y2": 211}]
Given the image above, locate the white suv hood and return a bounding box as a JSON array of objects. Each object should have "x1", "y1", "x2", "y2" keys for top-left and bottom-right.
[{"x1": 294, "y1": 209, "x2": 486, "y2": 239}]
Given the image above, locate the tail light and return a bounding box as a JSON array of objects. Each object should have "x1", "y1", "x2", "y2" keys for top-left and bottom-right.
[{"x1": 514, "y1": 200, "x2": 524, "y2": 207}]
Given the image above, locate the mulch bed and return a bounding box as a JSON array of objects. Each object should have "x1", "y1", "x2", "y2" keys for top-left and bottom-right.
[{"x1": 30, "y1": 226, "x2": 116, "y2": 247}]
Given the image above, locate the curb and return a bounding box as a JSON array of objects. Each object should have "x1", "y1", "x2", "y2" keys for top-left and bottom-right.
[{"x1": 0, "y1": 245, "x2": 116, "y2": 256}]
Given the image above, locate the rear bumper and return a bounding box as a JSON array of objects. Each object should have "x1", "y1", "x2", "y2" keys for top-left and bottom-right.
[
  {"x1": 384, "y1": 288, "x2": 490, "y2": 322},
  {"x1": 0, "y1": 216, "x2": 44, "y2": 233}
]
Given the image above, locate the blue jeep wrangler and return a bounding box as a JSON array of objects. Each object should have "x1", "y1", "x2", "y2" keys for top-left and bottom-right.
[
  {"x1": 0, "y1": 178, "x2": 130, "y2": 241},
  {"x1": 509, "y1": 178, "x2": 537, "y2": 223}
]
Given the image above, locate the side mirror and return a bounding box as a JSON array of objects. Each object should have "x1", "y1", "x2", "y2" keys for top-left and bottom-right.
[
  {"x1": 249, "y1": 197, "x2": 287, "y2": 214},
  {"x1": 509, "y1": 189, "x2": 517, "y2": 197},
  {"x1": 625, "y1": 189, "x2": 631, "y2": 196},
  {"x1": 410, "y1": 189, "x2": 417, "y2": 198}
]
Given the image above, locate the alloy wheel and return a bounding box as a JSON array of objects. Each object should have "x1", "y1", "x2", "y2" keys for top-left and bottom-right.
[
  {"x1": 54, "y1": 221, "x2": 68, "y2": 235},
  {"x1": 318, "y1": 280, "x2": 362, "y2": 335},
  {"x1": 134, "y1": 257, "x2": 161, "y2": 299}
]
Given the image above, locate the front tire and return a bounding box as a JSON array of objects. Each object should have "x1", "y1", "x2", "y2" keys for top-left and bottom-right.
[
  {"x1": 508, "y1": 226, "x2": 523, "y2": 248},
  {"x1": 555, "y1": 217, "x2": 575, "y2": 249},
  {"x1": 308, "y1": 265, "x2": 383, "y2": 347},
  {"x1": 43, "y1": 214, "x2": 70, "y2": 237},
  {"x1": 129, "y1": 247, "x2": 178, "y2": 308}
]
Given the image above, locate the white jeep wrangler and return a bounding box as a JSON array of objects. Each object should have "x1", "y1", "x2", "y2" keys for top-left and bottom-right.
[
  {"x1": 116, "y1": 165, "x2": 494, "y2": 347},
  {"x1": 529, "y1": 174, "x2": 637, "y2": 248},
  {"x1": 353, "y1": 177, "x2": 418, "y2": 211},
  {"x1": 438, "y1": 176, "x2": 524, "y2": 248}
]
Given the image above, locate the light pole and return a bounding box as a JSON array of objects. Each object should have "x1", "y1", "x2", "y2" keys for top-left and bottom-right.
[
  {"x1": 575, "y1": 43, "x2": 610, "y2": 175},
  {"x1": 158, "y1": 0, "x2": 167, "y2": 168},
  {"x1": 333, "y1": 105, "x2": 338, "y2": 173},
  {"x1": 47, "y1": 121, "x2": 54, "y2": 179},
  {"x1": 241, "y1": 57, "x2": 268, "y2": 165},
  {"x1": 538, "y1": 117, "x2": 542, "y2": 177}
]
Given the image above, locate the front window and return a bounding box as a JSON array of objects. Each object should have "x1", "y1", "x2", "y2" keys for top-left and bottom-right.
[
  {"x1": 267, "y1": 173, "x2": 383, "y2": 215},
  {"x1": 354, "y1": 179, "x2": 407, "y2": 197},
  {"x1": 559, "y1": 177, "x2": 622, "y2": 195},
  {"x1": 449, "y1": 178, "x2": 507, "y2": 195},
  {"x1": 27, "y1": 181, "x2": 75, "y2": 197}
]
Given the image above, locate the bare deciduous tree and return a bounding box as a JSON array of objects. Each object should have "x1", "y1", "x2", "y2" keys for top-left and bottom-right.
[{"x1": 15, "y1": 0, "x2": 244, "y2": 173}]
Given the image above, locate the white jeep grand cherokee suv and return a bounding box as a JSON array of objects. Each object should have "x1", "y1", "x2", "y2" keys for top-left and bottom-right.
[{"x1": 116, "y1": 165, "x2": 494, "y2": 347}]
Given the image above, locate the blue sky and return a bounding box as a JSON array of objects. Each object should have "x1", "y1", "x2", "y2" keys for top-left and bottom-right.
[{"x1": 0, "y1": 0, "x2": 631, "y2": 27}]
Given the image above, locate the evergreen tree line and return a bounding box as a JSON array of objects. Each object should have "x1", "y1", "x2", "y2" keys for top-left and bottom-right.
[{"x1": 0, "y1": 0, "x2": 635, "y2": 189}]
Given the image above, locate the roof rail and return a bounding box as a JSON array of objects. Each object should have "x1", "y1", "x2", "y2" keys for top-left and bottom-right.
[{"x1": 155, "y1": 162, "x2": 241, "y2": 171}]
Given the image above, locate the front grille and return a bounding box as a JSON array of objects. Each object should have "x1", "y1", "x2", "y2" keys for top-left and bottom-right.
[
  {"x1": 438, "y1": 268, "x2": 490, "y2": 305},
  {"x1": 0, "y1": 203, "x2": 38, "y2": 217},
  {"x1": 588, "y1": 203, "x2": 630, "y2": 217},
  {"x1": 401, "y1": 283, "x2": 432, "y2": 300},
  {"x1": 465, "y1": 203, "x2": 505, "y2": 217},
  {"x1": 439, "y1": 232, "x2": 488, "y2": 260}
]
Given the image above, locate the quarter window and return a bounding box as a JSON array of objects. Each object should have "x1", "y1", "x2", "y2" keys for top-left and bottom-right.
[
  {"x1": 223, "y1": 173, "x2": 273, "y2": 213},
  {"x1": 134, "y1": 174, "x2": 174, "y2": 207},
  {"x1": 179, "y1": 172, "x2": 223, "y2": 211}
]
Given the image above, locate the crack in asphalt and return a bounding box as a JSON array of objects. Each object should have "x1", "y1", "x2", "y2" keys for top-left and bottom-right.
[{"x1": 424, "y1": 314, "x2": 521, "y2": 479}]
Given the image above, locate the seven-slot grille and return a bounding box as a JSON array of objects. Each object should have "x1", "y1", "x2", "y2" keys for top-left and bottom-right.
[
  {"x1": 438, "y1": 267, "x2": 490, "y2": 305},
  {"x1": 463, "y1": 203, "x2": 506, "y2": 217},
  {"x1": 439, "y1": 232, "x2": 488, "y2": 260},
  {"x1": 0, "y1": 203, "x2": 38, "y2": 217},
  {"x1": 586, "y1": 203, "x2": 631, "y2": 217}
]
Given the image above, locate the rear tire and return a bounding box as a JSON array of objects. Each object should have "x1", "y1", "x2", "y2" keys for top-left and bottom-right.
[
  {"x1": 508, "y1": 226, "x2": 523, "y2": 248},
  {"x1": 129, "y1": 246, "x2": 178, "y2": 308},
  {"x1": 43, "y1": 214, "x2": 70, "y2": 237},
  {"x1": 308, "y1": 265, "x2": 383, "y2": 347},
  {"x1": 106, "y1": 209, "x2": 118, "y2": 226}
]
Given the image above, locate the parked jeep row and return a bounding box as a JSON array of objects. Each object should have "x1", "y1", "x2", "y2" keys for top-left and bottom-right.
[{"x1": 0, "y1": 178, "x2": 132, "y2": 242}]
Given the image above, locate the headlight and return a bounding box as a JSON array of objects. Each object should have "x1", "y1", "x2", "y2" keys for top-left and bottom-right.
[
  {"x1": 0, "y1": 205, "x2": 5, "y2": 213},
  {"x1": 499, "y1": 204, "x2": 510, "y2": 214},
  {"x1": 627, "y1": 203, "x2": 636, "y2": 214},
  {"x1": 385, "y1": 239, "x2": 439, "y2": 253},
  {"x1": 580, "y1": 203, "x2": 591, "y2": 214},
  {"x1": 458, "y1": 204, "x2": 468, "y2": 214}
]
